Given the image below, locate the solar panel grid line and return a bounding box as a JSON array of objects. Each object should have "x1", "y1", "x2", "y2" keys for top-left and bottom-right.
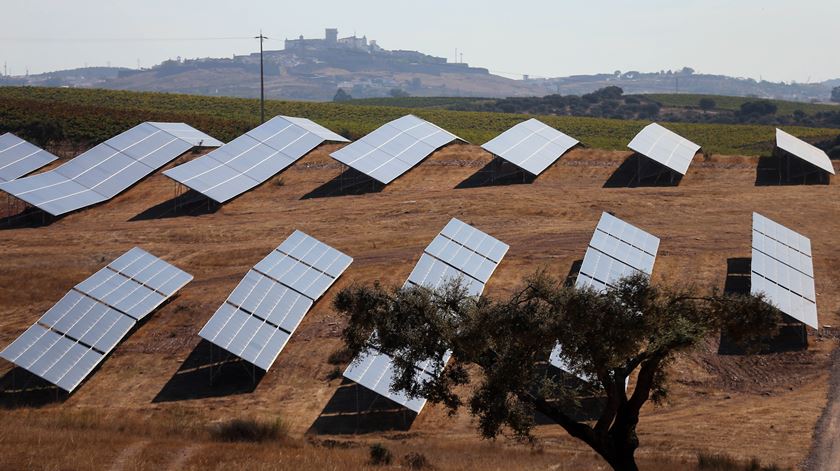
[
  {"x1": 627, "y1": 123, "x2": 700, "y2": 175},
  {"x1": 0, "y1": 123, "x2": 217, "y2": 215},
  {"x1": 752, "y1": 235, "x2": 813, "y2": 279},
  {"x1": 198, "y1": 232, "x2": 352, "y2": 371},
  {"x1": 0, "y1": 134, "x2": 59, "y2": 182}
]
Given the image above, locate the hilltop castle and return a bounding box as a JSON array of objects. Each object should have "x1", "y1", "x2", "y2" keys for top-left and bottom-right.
[{"x1": 284, "y1": 28, "x2": 383, "y2": 53}]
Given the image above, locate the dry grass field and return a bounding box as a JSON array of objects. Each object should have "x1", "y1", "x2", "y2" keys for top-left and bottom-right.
[{"x1": 0, "y1": 143, "x2": 838, "y2": 470}]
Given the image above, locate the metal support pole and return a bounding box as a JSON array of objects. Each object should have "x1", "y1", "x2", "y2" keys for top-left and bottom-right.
[{"x1": 255, "y1": 31, "x2": 268, "y2": 124}]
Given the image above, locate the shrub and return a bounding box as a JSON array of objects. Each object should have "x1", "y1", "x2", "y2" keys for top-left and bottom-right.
[
  {"x1": 368, "y1": 443, "x2": 393, "y2": 466},
  {"x1": 210, "y1": 418, "x2": 288, "y2": 442},
  {"x1": 402, "y1": 452, "x2": 430, "y2": 469}
]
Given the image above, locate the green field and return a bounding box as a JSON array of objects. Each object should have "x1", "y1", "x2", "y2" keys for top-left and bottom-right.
[
  {"x1": 646, "y1": 93, "x2": 839, "y2": 116},
  {"x1": 0, "y1": 87, "x2": 837, "y2": 156}
]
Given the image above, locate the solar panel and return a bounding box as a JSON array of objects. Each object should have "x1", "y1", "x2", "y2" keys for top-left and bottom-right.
[
  {"x1": 775, "y1": 128, "x2": 835, "y2": 175},
  {"x1": 575, "y1": 212, "x2": 660, "y2": 291},
  {"x1": 0, "y1": 123, "x2": 221, "y2": 216},
  {"x1": 751, "y1": 213, "x2": 818, "y2": 329},
  {"x1": 344, "y1": 218, "x2": 508, "y2": 413},
  {"x1": 627, "y1": 123, "x2": 700, "y2": 175},
  {"x1": 0, "y1": 133, "x2": 58, "y2": 183},
  {"x1": 165, "y1": 116, "x2": 348, "y2": 203},
  {"x1": 198, "y1": 231, "x2": 352, "y2": 371},
  {"x1": 330, "y1": 115, "x2": 464, "y2": 184},
  {"x1": 550, "y1": 213, "x2": 660, "y2": 374},
  {"x1": 481, "y1": 119, "x2": 579, "y2": 176},
  {"x1": 0, "y1": 247, "x2": 192, "y2": 392}
]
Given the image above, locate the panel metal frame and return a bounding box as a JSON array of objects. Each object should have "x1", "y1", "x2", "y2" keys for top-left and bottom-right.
[
  {"x1": 198, "y1": 231, "x2": 353, "y2": 371},
  {"x1": 750, "y1": 212, "x2": 818, "y2": 328},
  {"x1": 164, "y1": 116, "x2": 348, "y2": 203},
  {"x1": 0, "y1": 247, "x2": 193, "y2": 392},
  {"x1": 0, "y1": 123, "x2": 220, "y2": 216},
  {"x1": 330, "y1": 115, "x2": 465, "y2": 185},
  {"x1": 627, "y1": 123, "x2": 700, "y2": 176},
  {"x1": 481, "y1": 118, "x2": 579, "y2": 176}
]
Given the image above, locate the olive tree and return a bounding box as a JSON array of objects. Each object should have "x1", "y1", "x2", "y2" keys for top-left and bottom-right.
[{"x1": 334, "y1": 272, "x2": 780, "y2": 471}]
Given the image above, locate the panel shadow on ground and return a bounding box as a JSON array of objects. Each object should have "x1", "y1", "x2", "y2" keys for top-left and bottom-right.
[
  {"x1": 308, "y1": 378, "x2": 418, "y2": 434},
  {"x1": 152, "y1": 339, "x2": 264, "y2": 403},
  {"x1": 131, "y1": 189, "x2": 221, "y2": 221},
  {"x1": 455, "y1": 157, "x2": 537, "y2": 189},
  {"x1": 603, "y1": 154, "x2": 684, "y2": 188},
  {"x1": 0, "y1": 367, "x2": 68, "y2": 409},
  {"x1": 718, "y1": 257, "x2": 808, "y2": 354},
  {"x1": 301, "y1": 167, "x2": 385, "y2": 199},
  {"x1": 755, "y1": 155, "x2": 831, "y2": 186}
]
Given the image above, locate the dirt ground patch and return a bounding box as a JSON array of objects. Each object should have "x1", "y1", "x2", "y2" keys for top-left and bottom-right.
[{"x1": 0, "y1": 144, "x2": 838, "y2": 470}]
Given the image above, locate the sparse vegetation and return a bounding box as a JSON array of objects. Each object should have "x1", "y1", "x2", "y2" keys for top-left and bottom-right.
[
  {"x1": 403, "y1": 452, "x2": 431, "y2": 469},
  {"x1": 368, "y1": 443, "x2": 393, "y2": 465},
  {"x1": 697, "y1": 452, "x2": 786, "y2": 471}
]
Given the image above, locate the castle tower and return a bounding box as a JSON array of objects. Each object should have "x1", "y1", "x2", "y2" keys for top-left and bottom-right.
[{"x1": 325, "y1": 28, "x2": 338, "y2": 44}]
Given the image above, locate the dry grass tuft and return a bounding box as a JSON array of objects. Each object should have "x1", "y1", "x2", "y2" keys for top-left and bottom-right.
[{"x1": 209, "y1": 418, "x2": 289, "y2": 443}]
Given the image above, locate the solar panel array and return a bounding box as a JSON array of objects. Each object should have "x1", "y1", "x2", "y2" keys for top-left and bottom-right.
[
  {"x1": 330, "y1": 115, "x2": 463, "y2": 184},
  {"x1": 575, "y1": 212, "x2": 660, "y2": 292},
  {"x1": 198, "y1": 231, "x2": 352, "y2": 371},
  {"x1": 165, "y1": 116, "x2": 348, "y2": 203},
  {"x1": 627, "y1": 123, "x2": 701, "y2": 175},
  {"x1": 481, "y1": 118, "x2": 579, "y2": 176},
  {"x1": 0, "y1": 133, "x2": 58, "y2": 183},
  {"x1": 751, "y1": 213, "x2": 818, "y2": 329},
  {"x1": 775, "y1": 128, "x2": 835, "y2": 175},
  {"x1": 0, "y1": 248, "x2": 193, "y2": 392},
  {"x1": 0, "y1": 122, "x2": 221, "y2": 216},
  {"x1": 344, "y1": 218, "x2": 508, "y2": 413}
]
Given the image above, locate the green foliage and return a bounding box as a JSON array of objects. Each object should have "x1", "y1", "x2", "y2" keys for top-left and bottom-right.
[
  {"x1": 649, "y1": 93, "x2": 836, "y2": 116},
  {"x1": 0, "y1": 86, "x2": 836, "y2": 156},
  {"x1": 389, "y1": 88, "x2": 410, "y2": 98},
  {"x1": 740, "y1": 100, "x2": 778, "y2": 116},
  {"x1": 333, "y1": 88, "x2": 352, "y2": 102},
  {"x1": 368, "y1": 443, "x2": 393, "y2": 466},
  {"x1": 334, "y1": 272, "x2": 781, "y2": 471},
  {"x1": 699, "y1": 98, "x2": 717, "y2": 111}
]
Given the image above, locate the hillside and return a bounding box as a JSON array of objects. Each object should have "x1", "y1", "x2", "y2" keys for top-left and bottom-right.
[
  {"x1": 1, "y1": 87, "x2": 838, "y2": 157},
  {"x1": 1, "y1": 141, "x2": 838, "y2": 470}
]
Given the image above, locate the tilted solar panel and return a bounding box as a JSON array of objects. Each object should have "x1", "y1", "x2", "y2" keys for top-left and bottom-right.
[
  {"x1": 575, "y1": 212, "x2": 660, "y2": 291},
  {"x1": 627, "y1": 123, "x2": 700, "y2": 175},
  {"x1": 775, "y1": 128, "x2": 835, "y2": 175},
  {"x1": 0, "y1": 247, "x2": 192, "y2": 392},
  {"x1": 481, "y1": 119, "x2": 579, "y2": 176},
  {"x1": 165, "y1": 116, "x2": 348, "y2": 203},
  {"x1": 0, "y1": 123, "x2": 221, "y2": 216},
  {"x1": 330, "y1": 115, "x2": 464, "y2": 184},
  {"x1": 551, "y1": 213, "x2": 660, "y2": 373},
  {"x1": 750, "y1": 213, "x2": 818, "y2": 328},
  {"x1": 198, "y1": 230, "x2": 353, "y2": 371},
  {"x1": 344, "y1": 218, "x2": 508, "y2": 413},
  {"x1": 0, "y1": 133, "x2": 58, "y2": 183}
]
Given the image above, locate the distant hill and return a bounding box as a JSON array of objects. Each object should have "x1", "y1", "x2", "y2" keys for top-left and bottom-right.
[{"x1": 0, "y1": 30, "x2": 837, "y2": 103}]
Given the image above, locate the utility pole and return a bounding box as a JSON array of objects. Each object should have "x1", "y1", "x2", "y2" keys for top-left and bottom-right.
[{"x1": 255, "y1": 30, "x2": 268, "y2": 123}]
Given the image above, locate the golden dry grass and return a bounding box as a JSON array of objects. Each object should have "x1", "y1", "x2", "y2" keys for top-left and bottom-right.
[{"x1": 0, "y1": 144, "x2": 836, "y2": 470}]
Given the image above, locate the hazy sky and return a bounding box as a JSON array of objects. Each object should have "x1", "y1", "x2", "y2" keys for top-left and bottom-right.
[{"x1": 1, "y1": 0, "x2": 837, "y2": 82}]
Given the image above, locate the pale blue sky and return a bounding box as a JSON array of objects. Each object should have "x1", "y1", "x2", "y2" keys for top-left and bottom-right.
[{"x1": 1, "y1": 0, "x2": 837, "y2": 82}]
